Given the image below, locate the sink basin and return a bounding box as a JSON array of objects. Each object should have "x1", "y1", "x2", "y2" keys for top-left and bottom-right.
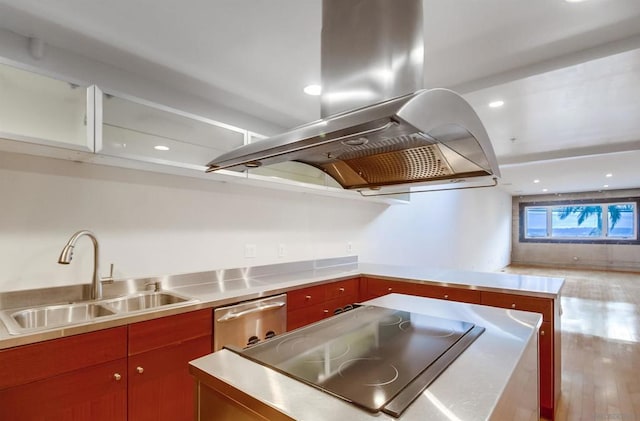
[
  {"x1": 0, "y1": 291, "x2": 195, "y2": 335},
  {"x1": 100, "y1": 291, "x2": 191, "y2": 312},
  {"x1": 0, "y1": 302, "x2": 116, "y2": 334}
]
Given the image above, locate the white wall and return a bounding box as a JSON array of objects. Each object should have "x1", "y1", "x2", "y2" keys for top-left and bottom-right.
[
  {"x1": 0, "y1": 28, "x2": 514, "y2": 292},
  {"x1": 361, "y1": 187, "x2": 513, "y2": 272},
  {"x1": 0, "y1": 152, "x2": 388, "y2": 291},
  {"x1": 0, "y1": 152, "x2": 513, "y2": 292}
]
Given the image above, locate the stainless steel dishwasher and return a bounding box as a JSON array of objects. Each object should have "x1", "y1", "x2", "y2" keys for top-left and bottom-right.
[{"x1": 213, "y1": 294, "x2": 287, "y2": 351}]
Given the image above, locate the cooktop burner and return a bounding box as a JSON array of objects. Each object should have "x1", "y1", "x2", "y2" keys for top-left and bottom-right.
[{"x1": 226, "y1": 305, "x2": 484, "y2": 417}]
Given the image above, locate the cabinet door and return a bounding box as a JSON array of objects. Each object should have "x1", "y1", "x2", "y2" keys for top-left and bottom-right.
[
  {"x1": 0, "y1": 358, "x2": 127, "y2": 421},
  {"x1": 99, "y1": 92, "x2": 246, "y2": 171},
  {"x1": 539, "y1": 321, "x2": 554, "y2": 414},
  {"x1": 0, "y1": 62, "x2": 95, "y2": 152},
  {"x1": 128, "y1": 336, "x2": 211, "y2": 421}
]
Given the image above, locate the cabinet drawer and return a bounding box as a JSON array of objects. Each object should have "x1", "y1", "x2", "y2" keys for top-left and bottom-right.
[
  {"x1": 414, "y1": 285, "x2": 481, "y2": 304},
  {"x1": 287, "y1": 284, "x2": 325, "y2": 310},
  {"x1": 129, "y1": 309, "x2": 212, "y2": 356},
  {"x1": 480, "y1": 291, "x2": 553, "y2": 322},
  {"x1": 366, "y1": 277, "x2": 416, "y2": 297},
  {"x1": 325, "y1": 278, "x2": 359, "y2": 300},
  {"x1": 287, "y1": 303, "x2": 328, "y2": 331},
  {"x1": 0, "y1": 326, "x2": 127, "y2": 390}
]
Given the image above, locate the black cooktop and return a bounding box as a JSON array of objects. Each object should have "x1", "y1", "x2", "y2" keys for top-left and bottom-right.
[{"x1": 227, "y1": 305, "x2": 484, "y2": 417}]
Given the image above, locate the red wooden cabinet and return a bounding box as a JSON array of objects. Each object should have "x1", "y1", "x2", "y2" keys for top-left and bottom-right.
[
  {"x1": 361, "y1": 277, "x2": 416, "y2": 300},
  {"x1": 480, "y1": 291, "x2": 559, "y2": 419},
  {"x1": 480, "y1": 291, "x2": 552, "y2": 322},
  {"x1": 539, "y1": 321, "x2": 554, "y2": 412},
  {"x1": 0, "y1": 327, "x2": 128, "y2": 421},
  {"x1": 128, "y1": 309, "x2": 212, "y2": 421},
  {"x1": 0, "y1": 309, "x2": 213, "y2": 421},
  {"x1": 286, "y1": 277, "x2": 359, "y2": 331},
  {"x1": 413, "y1": 284, "x2": 481, "y2": 304}
]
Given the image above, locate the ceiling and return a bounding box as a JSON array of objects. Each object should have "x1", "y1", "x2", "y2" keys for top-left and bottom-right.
[{"x1": 1, "y1": 0, "x2": 640, "y2": 196}]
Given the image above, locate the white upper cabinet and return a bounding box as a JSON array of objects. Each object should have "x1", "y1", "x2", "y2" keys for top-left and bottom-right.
[
  {"x1": 0, "y1": 62, "x2": 95, "y2": 152},
  {"x1": 98, "y1": 92, "x2": 247, "y2": 170},
  {"x1": 0, "y1": 61, "x2": 396, "y2": 202}
]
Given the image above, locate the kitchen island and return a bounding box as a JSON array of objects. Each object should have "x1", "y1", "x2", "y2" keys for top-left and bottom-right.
[{"x1": 189, "y1": 293, "x2": 542, "y2": 421}]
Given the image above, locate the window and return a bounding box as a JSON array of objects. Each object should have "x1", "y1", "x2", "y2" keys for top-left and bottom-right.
[{"x1": 520, "y1": 199, "x2": 639, "y2": 243}]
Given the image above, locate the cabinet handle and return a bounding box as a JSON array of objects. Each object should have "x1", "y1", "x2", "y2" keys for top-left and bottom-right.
[
  {"x1": 444, "y1": 294, "x2": 449, "y2": 299},
  {"x1": 540, "y1": 330, "x2": 545, "y2": 336},
  {"x1": 305, "y1": 295, "x2": 311, "y2": 300},
  {"x1": 339, "y1": 287, "x2": 345, "y2": 293},
  {"x1": 136, "y1": 366, "x2": 144, "y2": 374},
  {"x1": 323, "y1": 309, "x2": 329, "y2": 314},
  {"x1": 113, "y1": 373, "x2": 122, "y2": 381},
  {"x1": 511, "y1": 304, "x2": 516, "y2": 309},
  {"x1": 387, "y1": 288, "x2": 393, "y2": 292}
]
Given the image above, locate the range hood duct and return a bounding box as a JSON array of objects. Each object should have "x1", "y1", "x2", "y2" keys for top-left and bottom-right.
[{"x1": 206, "y1": 0, "x2": 500, "y2": 194}]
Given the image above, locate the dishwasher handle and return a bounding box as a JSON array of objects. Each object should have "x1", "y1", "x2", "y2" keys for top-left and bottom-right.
[{"x1": 216, "y1": 301, "x2": 286, "y2": 322}]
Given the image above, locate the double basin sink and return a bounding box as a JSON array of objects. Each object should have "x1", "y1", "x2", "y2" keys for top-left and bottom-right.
[{"x1": 0, "y1": 291, "x2": 194, "y2": 335}]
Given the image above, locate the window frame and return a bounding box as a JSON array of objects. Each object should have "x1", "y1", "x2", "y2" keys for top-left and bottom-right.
[{"x1": 519, "y1": 197, "x2": 640, "y2": 244}]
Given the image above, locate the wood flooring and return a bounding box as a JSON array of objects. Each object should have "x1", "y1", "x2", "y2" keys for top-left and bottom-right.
[{"x1": 504, "y1": 265, "x2": 640, "y2": 421}]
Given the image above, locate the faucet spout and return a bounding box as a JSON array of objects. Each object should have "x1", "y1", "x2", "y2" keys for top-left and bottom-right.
[{"x1": 58, "y1": 230, "x2": 101, "y2": 300}]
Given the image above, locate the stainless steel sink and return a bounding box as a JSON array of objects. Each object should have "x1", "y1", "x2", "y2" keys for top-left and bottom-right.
[
  {"x1": 100, "y1": 291, "x2": 192, "y2": 313},
  {"x1": 0, "y1": 302, "x2": 116, "y2": 334},
  {"x1": 0, "y1": 291, "x2": 195, "y2": 335}
]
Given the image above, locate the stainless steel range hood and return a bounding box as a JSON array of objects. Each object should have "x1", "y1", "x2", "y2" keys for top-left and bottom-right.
[{"x1": 206, "y1": 0, "x2": 500, "y2": 195}]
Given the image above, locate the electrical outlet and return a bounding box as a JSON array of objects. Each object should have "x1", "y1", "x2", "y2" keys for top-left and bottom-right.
[
  {"x1": 278, "y1": 243, "x2": 286, "y2": 258},
  {"x1": 244, "y1": 244, "x2": 257, "y2": 258},
  {"x1": 347, "y1": 242, "x2": 353, "y2": 254}
]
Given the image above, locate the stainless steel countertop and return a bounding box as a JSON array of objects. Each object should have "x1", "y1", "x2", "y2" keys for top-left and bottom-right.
[
  {"x1": 0, "y1": 258, "x2": 564, "y2": 349},
  {"x1": 190, "y1": 294, "x2": 542, "y2": 420}
]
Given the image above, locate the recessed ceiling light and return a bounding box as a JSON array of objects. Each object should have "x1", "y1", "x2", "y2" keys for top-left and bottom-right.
[
  {"x1": 542, "y1": 188, "x2": 548, "y2": 192},
  {"x1": 154, "y1": 145, "x2": 170, "y2": 151},
  {"x1": 533, "y1": 179, "x2": 540, "y2": 184},
  {"x1": 603, "y1": 184, "x2": 609, "y2": 188},
  {"x1": 304, "y1": 84, "x2": 322, "y2": 96},
  {"x1": 488, "y1": 100, "x2": 504, "y2": 108},
  {"x1": 605, "y1": 173, "x2": 613, "y2": 178},
  {"x1": 565, "y1": 0, "x2": 587, "y2": 3}
]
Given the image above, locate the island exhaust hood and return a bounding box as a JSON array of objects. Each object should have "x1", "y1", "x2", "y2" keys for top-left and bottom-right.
[{"x1": 206, "y1": 0, "x2": 500, "y2": 195}]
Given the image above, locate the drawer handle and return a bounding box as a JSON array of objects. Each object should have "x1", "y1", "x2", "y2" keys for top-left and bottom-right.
[
  {"x1": 511, "y1": 304, "x2": 516, "y2": 309},
  {"x1": 339, "y1": 287, "x2": 345, "y2": 293},
  {"x1": 323, "y1": 309, "x2": 329, "y2": 314},
  {"x1": 113, "y1": 373, "x2": 122, "y2": 381},
  {"x1": 136, "y1": 366, "x2": 144, "y2": 374},
  {"x1": 305, "y1": 295, "x2": 312, "y2": 300},
  {"x1": 444, "y1": 294, "x2": 449, "y2": 299},
  {"x1": 387, "y1": 288, "x2": 393, "y2": 292}
]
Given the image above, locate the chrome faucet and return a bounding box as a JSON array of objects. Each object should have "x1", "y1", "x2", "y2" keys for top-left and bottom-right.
[{"x1": 58, "y1": 230, "x2": 103, "y2": 300}]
